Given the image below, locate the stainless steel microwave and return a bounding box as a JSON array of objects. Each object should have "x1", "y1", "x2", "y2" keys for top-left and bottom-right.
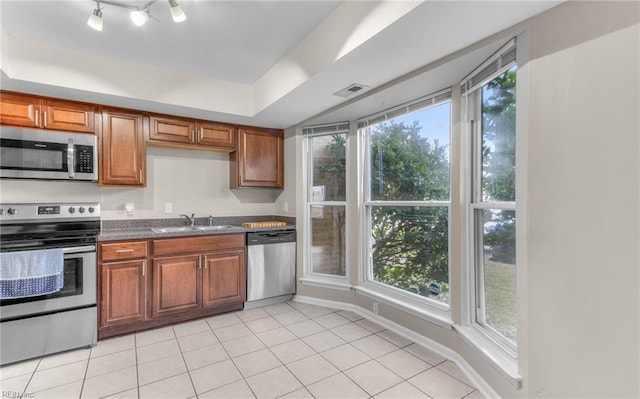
[{"x1": 0, "y1": 127, "x2": 98, "y2": 181}]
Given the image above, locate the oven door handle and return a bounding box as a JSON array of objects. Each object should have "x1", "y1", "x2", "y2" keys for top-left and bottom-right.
[{"x1": 63, "y1": 245, "x2": 96, "y2": 254}]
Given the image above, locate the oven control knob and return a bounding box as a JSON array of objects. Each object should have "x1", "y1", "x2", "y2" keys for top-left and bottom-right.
[
  {"x1": 68, "y1": 207, "x2": 76, "y2": 214},
  {"x1": 88, "y1": 207, "x2": 95, "y2": 213},
  {"x1": 78, "y1": 207, "x2": 85, "y2": 214},
  {"x1": 7, "y1": 208, "x2": 16, "y2": 215}
]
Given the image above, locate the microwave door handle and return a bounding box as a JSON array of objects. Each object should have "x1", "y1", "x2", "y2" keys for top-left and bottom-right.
[{"x1": 67, "y1": 138, "x2": 75, "y2": 179}]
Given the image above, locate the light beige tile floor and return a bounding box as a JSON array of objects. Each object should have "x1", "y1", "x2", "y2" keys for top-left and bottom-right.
[{"x1": 0, "y1": 301, "x2": 482, "y2": 399}]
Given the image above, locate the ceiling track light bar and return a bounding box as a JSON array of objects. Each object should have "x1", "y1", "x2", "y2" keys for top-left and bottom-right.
[{"x1": 87, "y1": 0, "x2": 186, "y2": 31}]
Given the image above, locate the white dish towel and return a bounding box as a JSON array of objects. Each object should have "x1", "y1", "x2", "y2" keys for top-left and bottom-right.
[{"x1": 0, "y1": 248, "x2": 64, "y2": 299}]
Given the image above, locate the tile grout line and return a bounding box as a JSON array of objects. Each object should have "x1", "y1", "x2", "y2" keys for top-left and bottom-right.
[
  {"x1": 208, "y1": 310, "x2": 261, "y2": 398},
  {"x1": 133, "y1": 333, "x2": 141, "y2": 399},
  {"x1": 173, "y1": 323, "x2": 204, "y2": 399},
  {"x1": 21, "y1": 356, "x2": 42, "y2": 398},
  {"x1": 77, "y1": 349, "x2": 91, "y2": 399}
]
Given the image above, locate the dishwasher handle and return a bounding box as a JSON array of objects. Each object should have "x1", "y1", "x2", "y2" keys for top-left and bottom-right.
[{"x1": 247, "y1": 230, "x2": 296, "y2": 245}]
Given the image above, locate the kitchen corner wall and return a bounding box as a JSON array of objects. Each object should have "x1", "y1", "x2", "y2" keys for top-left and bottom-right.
[
  {"x1": 274, "y1": 126, "x2": 298, "y2": 218},
  {"x1": 0, "y1": 146, "x2": 281, "y2": 219}
]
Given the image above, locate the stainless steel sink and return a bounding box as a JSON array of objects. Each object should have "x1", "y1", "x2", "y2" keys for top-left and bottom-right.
[
  {"x1": 192, "y1": 225, "x2": 236, "y2": 231},
  {"x1": 150, "y1": 226, "x2": 193, "y2": 233},
  {"x1": 151, "y1": 225, "x2": 237, "y2": 233}
]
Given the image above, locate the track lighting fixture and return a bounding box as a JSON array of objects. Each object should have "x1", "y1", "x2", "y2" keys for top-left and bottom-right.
[
  {"x1": 87, "y1": 5, "x2": 103, "y2": 31},
  {"x1": 130, "y1": 8, "x2": 150, "y2": 26},
  {"x1": 169, "y1": 0, "x2": 186, "y2": 22},
  {"x1": 87, "y1": 0, "x2": 186, "y2": 31}
]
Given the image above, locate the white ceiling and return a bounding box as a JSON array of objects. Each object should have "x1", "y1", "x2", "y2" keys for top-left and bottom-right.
[
  {"x1": 0, "y1": 0, "x2": 562, "y2": 129},
  {"x1": 0, "y1": 0, "x2": 341, "y2": 85}
]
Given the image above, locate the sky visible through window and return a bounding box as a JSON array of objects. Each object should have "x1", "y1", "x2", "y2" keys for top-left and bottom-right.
[{"x1": 389, "y1": 102, "x2": 451, "y2": 156}]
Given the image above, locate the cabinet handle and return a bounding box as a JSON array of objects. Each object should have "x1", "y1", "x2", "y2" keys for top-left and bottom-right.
[
  {"x1": 142, "y1": 261, "x2": 146, "y2": 276},
  {"x1": 34, "y1": 110, "x2": 39, "y2": 127},
  {"x1": 139, "y1": 169, "x2": 142, "y2": 183},
  {"x1": 203, "y1": 255, "x2": 208, "y2": 270},
  {"x1": 115, "y1": 249, "x2": 134, "y2": 253},
  {"x1": 43, "y1": 111, "x2": 48, "y2": 127},
  {"x1": 197, "y1": 258, "x2": 201, "y2": 270}
]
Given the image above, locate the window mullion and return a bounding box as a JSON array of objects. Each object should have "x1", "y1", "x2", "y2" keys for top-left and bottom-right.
[
  {"x1": 364, "y1": 200, "x2": 451, "y2": 207},
  {"x1": 471, "y1": 202, "x2": 516, "y2": 211}
]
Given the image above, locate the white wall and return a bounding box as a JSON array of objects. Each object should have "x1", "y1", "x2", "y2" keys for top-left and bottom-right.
[
  {"x1": 522, "y1": 8, "x2": 639, "y2": 398},
  {"x1": 274, "y1": 126, "x2": 298, "y2": 218},
  {"x1": 0, "y1": 146, "x2": 279, "y2": 219},
  {"x1": 294, "y1": 2, "x2": 640, "y2": 398}
]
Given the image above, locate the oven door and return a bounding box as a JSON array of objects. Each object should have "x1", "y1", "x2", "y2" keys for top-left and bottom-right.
[{"x1": 0, "y1": 245, "x2": 96, "y2": 321}]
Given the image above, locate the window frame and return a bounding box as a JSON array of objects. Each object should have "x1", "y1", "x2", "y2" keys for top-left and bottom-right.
[
  {"x1": 358, "y1": 92, "x2": 453, "y2": 314},
  {"x1": 462, "y1": 41, "x2": 518, "y2": 357},
  {"x1": 302, "y1": 124, "x2": 350, "y2": 282}
]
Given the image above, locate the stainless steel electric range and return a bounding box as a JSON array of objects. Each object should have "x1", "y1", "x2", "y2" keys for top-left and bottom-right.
[{"x1": 0, "y1": 202, "x2": 100, "y2": 365}]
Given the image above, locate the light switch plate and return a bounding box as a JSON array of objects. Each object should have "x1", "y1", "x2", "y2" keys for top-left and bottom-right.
[{"x1": 164, "y1": 202, "x2": 172, "y2": 213}]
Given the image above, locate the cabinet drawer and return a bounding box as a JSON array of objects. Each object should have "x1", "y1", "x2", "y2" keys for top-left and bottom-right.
[
  {"x1": 153, "y1": 234, "x2": 244, "y2": 257},
  {"x1": 101, "y1": 241, "x2": 148, "y2": 261}
]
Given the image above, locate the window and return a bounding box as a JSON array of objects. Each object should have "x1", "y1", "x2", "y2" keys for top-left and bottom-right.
[
  {"x1": 304, "y1": 123, "x2": 349, "y2": 277},
  {"x1": 361, "y1": 91, "x2": 452, "y2": 306},
  {"x1": 464, "y1": 40, "x2": 517, "y2": 351}
]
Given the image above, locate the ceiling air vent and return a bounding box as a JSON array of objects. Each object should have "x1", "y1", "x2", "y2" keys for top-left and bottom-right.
[{"x1": 333, "y1": 83, "x2": 369, "y2": 98}]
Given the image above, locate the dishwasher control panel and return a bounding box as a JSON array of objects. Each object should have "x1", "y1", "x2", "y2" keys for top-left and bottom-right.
[{"x1": 247, "y1": 230, "x2": 296, "y2": 245}]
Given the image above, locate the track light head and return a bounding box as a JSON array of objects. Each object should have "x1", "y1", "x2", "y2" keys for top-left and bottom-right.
[
  {"x1": 168, "y1": 0, "x2": 186, "y2": 22},
  {"x1": 87, "y1": 6, "x2": 103, "y2": 31},
  {"x1": 130, "y1": 8, "x2": 150, "y2": 26}
]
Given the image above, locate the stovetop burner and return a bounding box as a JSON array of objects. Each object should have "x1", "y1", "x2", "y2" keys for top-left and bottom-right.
[{"x1": 0, "y1": 203, "x2": 101, "y2": 252}]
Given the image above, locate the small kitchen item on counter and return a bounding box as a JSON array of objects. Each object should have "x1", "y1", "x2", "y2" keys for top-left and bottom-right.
[
  {"x1": 0, "y1": 202, "x2": 100, "y2": 365},
  {"x1": 242, "y1": 221, "x2": 288, "y2": 228},
  {"x1": 246, "y1": 230, "x2": 296, "y2": 306}
]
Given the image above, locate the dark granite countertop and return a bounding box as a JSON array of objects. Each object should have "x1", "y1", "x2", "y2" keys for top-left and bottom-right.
[{"x1": 99, "y1": 215, "x2": 295, "y2": 241}]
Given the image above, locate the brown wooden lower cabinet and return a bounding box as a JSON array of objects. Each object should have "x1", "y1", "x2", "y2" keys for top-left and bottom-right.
[
  {"x1": 152, "y1": 254, "x2": 201, "y2": 317},
  {"x1": 98, "y1": 234, "x2": 246, "y2": 339},
  {"x1": 100, "y1": 259, "x2": 147, "y2": 327},
  {"x1": 202, "y1": 250, "x2": 246, "y2": 308}
]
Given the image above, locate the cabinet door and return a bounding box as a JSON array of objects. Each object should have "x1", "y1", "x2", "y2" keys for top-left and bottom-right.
[
  {"x1": 41, "y1": 99, "x2": 95, "y2": 133},
  {"x1": 100, "y1": 260, "x2": 147, "y2": 327},
  {"x1": 152, "y1": 255, "x2": 200, "y2": 317},
  {"x1": 197, "y1": 122, "x2": 235, "y2": 149},
  {"x1": 201, "y1": 249, "x2": 246, "y2": 308},
  {"x1": 149, "y1": 115, "x2": 195, "y2": 144},
  {"x1": 100, "y1": 109, "x2": 146, "y2": 186},
  {"x1": 0, "y1": 92, "x2": 39, "y2": 128},
  {"x1": 232, "y1": 127, "x2": 284, "y2": 188}
]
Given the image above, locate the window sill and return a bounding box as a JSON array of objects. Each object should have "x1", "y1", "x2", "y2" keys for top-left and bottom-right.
[
  {"x1": 455, "y1": 325, "x2": 522, "y2": 388},
  {"x1": 354, "y1": 284, "x2": 453, "y2": 330},
  {"x1": 299, "y1": 276, "x2": 353, "y2": 291}
]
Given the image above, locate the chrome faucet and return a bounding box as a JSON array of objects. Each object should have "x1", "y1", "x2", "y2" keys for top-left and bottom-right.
[
  {"x1": 180, "y1": 213, "x2": 195, "y2": 227},
  {"x1": 209, "y1": 215, "x2": 214, "y2": 226}
]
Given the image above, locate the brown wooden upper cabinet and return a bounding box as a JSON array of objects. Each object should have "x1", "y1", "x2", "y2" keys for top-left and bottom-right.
[
  {"x1": 0, "y1": 91, "x2": 95, "y2": 133},
  {"x1": 231, "y1": 126, "x2": 284, "y2": 189},
  {"x1": 148, "y1": 114, "x2": 235, "y2": 151},
  {"x1": 100, "y1": 108, "x2": 146, "y2": 187}
]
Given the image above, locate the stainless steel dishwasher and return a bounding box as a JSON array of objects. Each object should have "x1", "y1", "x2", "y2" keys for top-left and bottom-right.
[{"x1": 246, "y1": 230, "x2": 296, "y2": 303}]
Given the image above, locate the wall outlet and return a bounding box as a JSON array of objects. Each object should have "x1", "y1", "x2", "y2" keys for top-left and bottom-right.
[
  {"x1": 373, "y1": 302, "x2": 379, "y2": 315},
  {"x1": 164, "y1": 202, "x2": 172, "y2": 213},
  {"x1": 125, "y1": 203, "x2": 134, "y2": 216},
  {"x1": 283, "y1": 201, "x2": 289, "y2": 213}
]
